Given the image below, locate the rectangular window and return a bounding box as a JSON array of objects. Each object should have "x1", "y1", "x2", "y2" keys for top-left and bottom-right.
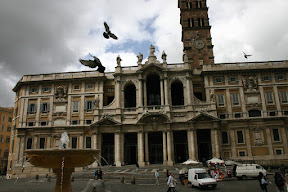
[
  {"x1": 279, "y1": 92, "x2": 288, "y2": 104},
  {"x1": 261, "y1": 75, "x2": 271, "y2": 81},
  {"x1": 213, "y1": 76, "x2": 225, "y2": 84},
  {"x1": 86, "y1": 137, "x2": 91, "y2": 149},
  {"x1": 40, "y1": 103, "x2": 50, "y2": 112},
  {"x1": 108, "y1": 88, "x2": 114, "y2": 92},
  {"x1": 228, "y1": 76, "x2": 239, "y2": 83},
  {"x1": 39, "y1": 138, "x2": 45, "y2": 149},
  {"x1": 8, "y1": 117, "x2": 12, "y2": 122},
  {"x1": 265, "y1": 92, "x2": 274, "y2": 104},
  {"x1": 28, "y1": 103, "x2": 37, "y2": 113},
  {"x1": 2, "y1": 115, "x2": 5, "y2": 121},
  {"x1": 275, "y1": 149, "x2": 283, "y2": 155},
  {"x1": 42, "y1": 87, "x2": 51, "y2": 92},
  {"x1": 73, "y1": 85, "x2": 80, "y2": 90},
  {"x1": 234, "y1": 113, "x2": 241, "y2": 118},
  {"x1": 222, "y1": 132, "x2": 229, "y2": 144},
  {"x1": 232, "y1": 93, "x2": 240, "y2": 106},
  {"x1": 1, "y1": 125, "x2": 4, "y2": 131},
  {"x1": 219, "y1": 114, "x2": 226, "y2": 119},
  {"x1": 72, "y1": 101, "x2": 79, "y2": 113},
  {"x1": 29, "y1": 87, "x2": 39, "y2": 93},
  {"x1": 13, "y1": 125, "x2": 16, "y2": 131},
  {"x1": 40, "y1": 121, "x2": 47, "y2": 126},
  {"x1": 27, "y1": 138, "x2": 32, "y2": 149},
  {"x1": 72, "y1": 120, "x2": 78, "y2": 125},
  {"x1": 188, "y1": 18, "x2": 195, "y2": 27},
  {"x1": 27, "y1": 122, "x2": 35, "y2": 126},
  {"x1": 275, "y1": 74, "x2": 287, "y2": 81},
  {"x1": 86, "y1": 84, "x2": 94, "y2": 90},
  {"x1": 7, "y1": 126, "x2": 11, "y2": 132},
  {"x1": 197, "y1": 0, "x2": 202, "y2": 8},
  {"x1": 217, "y1": 94, "x2": 225, "y2": 106},
  {"x1": 239, "y1": 151, "x2": 246, "y2": 157},
  {"x1": 85, "y1": 101, "x2": 93, "y2": 111},
  {"x1": 272, "y1": 129, "x2": 280, "y2": 142},
  {"x1": 0, "y1": 136, "x2": 3, "y2": 142},
  {"x1": 72, "y1": 137, "x2": 77, "y2": 149},
  {"x1": 6, "y1": 136, "x2": 10, "y2": 143},
  {"x1": 237, "y1": 131, "x2": 244, "y2": 144},
  {"x1": 86, "y1": 120, "x2": 92, "y2": 125}
]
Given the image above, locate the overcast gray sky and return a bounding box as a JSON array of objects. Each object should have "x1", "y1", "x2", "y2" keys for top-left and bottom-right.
[{"x1": 1, "y1": 0, "x2": 288, "y2": 107}]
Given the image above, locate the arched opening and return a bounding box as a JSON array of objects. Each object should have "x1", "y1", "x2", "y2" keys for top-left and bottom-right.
[
  {"x1": 124, "y1": 83, "x2": 136, "y2": 108},
  {"x1": 171, "y1": 80, "x2": 184, "y2": 106},
  {"x1": 249, "y1": 109, "x2": 262, "y2": 117},
  {"x1": 146, "y1": 74, "x2": 161, "y2": 106}
]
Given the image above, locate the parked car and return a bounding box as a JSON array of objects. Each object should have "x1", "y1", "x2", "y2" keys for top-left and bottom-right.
[
  {"x1": 188, "y1": 168, "x2": 217, "y2": 190},
  {"x1": 236, "y1": 164, "x2": 267, "y2": 180}
]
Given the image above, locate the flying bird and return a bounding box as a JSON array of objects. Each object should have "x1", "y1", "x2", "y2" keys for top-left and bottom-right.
[
  {"x1": 103, "y1": 22, "x2": 118, "y2": 40},
  {"x1": 79, "y1": 54, "x2": 105, "y2": 73},
  {"x1": 243, "y1": 52, "x2": 252, "y2": 59}
]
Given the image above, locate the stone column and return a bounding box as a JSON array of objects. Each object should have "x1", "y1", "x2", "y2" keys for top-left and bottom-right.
[
  {"x1": 204, "y1": 76, "x2": 210, "y2": 102},
  {"x1": 92, "y1": 134, "x2": 97, "y2": 149},
  {"x1": 67, "y1": 95, "x2": 72, "y2": 126},
  {"x1": 35, "y1": 98, "x2": 41, "y2": 127},
  {"x1": 79, "y1": 135, "x2": 84, "y2": 149},
  {"x1": 229, "y1": 130, "x2": 237, "y2": 158},
  {"x1": 46, "y1": 135, "x2": 51, "y2": 149},
  {"x1": 33, "y1": 135, "x2": 38, "y2": 149},
  {"x1": 120, "y1": 133, "x2": 124, "y2": 163},
  {"x1": 167, "y1": 131, "x2": 174, "y2": 166},
  {"x1": 137, "y1": 132, "x2": 145, "y2": 167},
  {"x1": 143, "y1": 80, "x2": 147, "y2": 106},
  {"x1": 162, "y1": 132, "x2": 167, "y2": 165},
  {"x1": 160, "y1": 79, "x2": 164, "y2": 105},
  {"x1": 239, "y1": 87, "x2": 247, "y2": 118},
  {"x1": 138, "y1": 78, "x2": 143, "y2": 108},
  {"x1": 187, "y1": 131, "x2": 192, "y2": 159},
  {"x1": 225, "y1": 89, "x2": 232, "y2": 118},
  {"x1": 14, "y1": 136, "x2": 21, "y2": 163},
  {"x1": 186, "y1": 76, "x2": 192, "y2": 105},
  {"x1": 245, "y1": 129, "x2": 252, "y2": 157},
  {"x1": 273, "y1": 86, "x2": 281, "y2": 115},
  {"x1": 145, "y1": 132, "x2": 150, "y2": 165},
  {"x1": 99, "y1": 81, "x2": 104, "y2": 110},
  {"x1": 259, "y1": 86, "x2": 267, "y2": 117},
  {"x1": 49, "y1": 85, "x2": 54, "y2": 126},
  {"x1": 115, "y1": 80, "x2": 121, "y2": 108},
  {"x1": 214, "y1": 129, "x2": 220, "y2": 158},
  {"x1": 164, "y1": 77, "x2": 169, "y2": 106},
  {"x1": 19, "y1": 98, "x2": 25, "y2": 128},
  {"x1": 211, "y1": 130, "x2": 216, "y2": 157},
  {"x1": 23, "y1": 99, "x2": 28, "y2": 127},
  {"x1": 80, "y1": 95, "x2": 84, "y2": 126},
  {"x1": 115, "y1": 133, "x2": 121, "y2": 167},
  {"x1": 266, "y1": 128, "x2": 274, "y2": 156}
]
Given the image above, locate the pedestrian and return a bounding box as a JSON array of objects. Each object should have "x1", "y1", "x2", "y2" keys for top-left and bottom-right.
[
  {"x1": 258, "y1": 172, "x2": 268, "y2": 192},
  {"x1": 94, "y1": 169, "x2": 98, "y2": 180},
  {"x1": 136, "y1": 162, "x2": 139, "y2": 173},
  {"x1": 166, "y1": 170, "x2": 169, "y2": 181},
  {"x1": 167, "y1": 173, "x2": 177, "y2": 192},
  {"x1": 98, "y1": 169, "x2": 103, "y2": 180},
  {"x1": 275, "y1": 172, "x2": 285, "y2": 192},
  {"x1": 280, "y1": 164, "x2": 285, "y2": 176},
  {"x1": 155, "y1": 170, "x2": 160, "y2": 185},
  {"x1": 285, "y1": 172, "x2": 288, "y2": 192},
  {"x1": 0, "y1": 170, "x2": 3, "y2": 178}
]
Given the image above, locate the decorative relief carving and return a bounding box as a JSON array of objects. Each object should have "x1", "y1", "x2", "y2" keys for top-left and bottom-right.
[
  {"x1": 54, "y1": 86, "x2": 68, "y2": 100},
  {"x1": 243, "y1": 76, "x2": 258, "y2": 91},
  {"x1": 252, "y1": 127, "x2": 264, "y2": 146}
]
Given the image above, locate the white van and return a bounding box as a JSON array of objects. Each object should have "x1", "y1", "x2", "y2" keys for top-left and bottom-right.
[
  {"x1": 188, "y1": 168, "x2": 217, "y2": 190},
  {"x1": 236, "y1": 164, "x2": 267, "y2": 180}
]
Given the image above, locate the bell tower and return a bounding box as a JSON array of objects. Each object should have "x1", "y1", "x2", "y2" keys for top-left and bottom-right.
[{"x1": 178, "y1": 0, "x2": 214, "y2": 67}]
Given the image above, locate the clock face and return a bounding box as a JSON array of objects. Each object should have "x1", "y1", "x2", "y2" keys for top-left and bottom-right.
[{"x1": 193, "y1": 39, "x2": 205, "y2": 49}]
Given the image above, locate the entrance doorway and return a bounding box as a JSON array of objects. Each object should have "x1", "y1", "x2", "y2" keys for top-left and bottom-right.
[
  {"x1": 101, "y1": 133, "x2": 114, "y2": 165},
  {"x1": 148, "y1": 132, "x2": 163, "y2": 164},
  {"x1": 197, "y1": 129, "x2": 212, "y2": 163},
  {"x1": 124, "y1": 133, "x2": 137, "y2": 165},
  {"x1": 174, "y1": 131, "x2": 188, "y2": 163}
]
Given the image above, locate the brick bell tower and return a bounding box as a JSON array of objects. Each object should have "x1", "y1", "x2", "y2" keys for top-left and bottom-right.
[{"x1": 178, "y1": 0, "x2": 214, "y2": 67}]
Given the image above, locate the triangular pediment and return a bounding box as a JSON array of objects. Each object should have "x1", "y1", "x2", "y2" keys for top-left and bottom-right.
[
  {"x1": 91, "y1": 117, "x2": 121, "y2": 126},
  {"x1": 188, "y1": 112, "x2": 219, "y2": 122}
]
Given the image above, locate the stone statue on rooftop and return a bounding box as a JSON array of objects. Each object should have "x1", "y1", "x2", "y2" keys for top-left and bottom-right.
[
  {"x1": 137, "y1": 52, "x2": 143, "y2": 64},
  {"x1": 149, "y1": 45, "x2": 155, "y2": 56},
  {"x1": 162, "y1": 51, "x2": 167, "y2": 62},
  {"x1": 116, "y1": 55, "x2": 122, "y2": 66}
]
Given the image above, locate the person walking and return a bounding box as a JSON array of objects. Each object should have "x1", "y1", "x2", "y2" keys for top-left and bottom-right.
[
  {"x1": 167, "y1": 173, "x2": 177, "y2": 192},
  {"x1": 258, "y1": 172, "x2": 268, "y2": 192},
  {"x1": 275, "y1": 172, "x2": 285, "y2": 192},
  {"x1": 136, "y1": 162, "x2": 139, "y2": 173},
  {"x1": 280, "y1": 165, "x2": 285, "y2": 176},
  {"x1": 94, "y1": 169, "x2": 98, "y2": 180},
  {"x1": 155, "y1": 170, "x2": 160, "y2": 185},
  {"x1": 98, "y1": 169, "x2": 103, "y2": 180},
  {"x1": 166, "y1": 170, "x2": 170, "y2": 181}
]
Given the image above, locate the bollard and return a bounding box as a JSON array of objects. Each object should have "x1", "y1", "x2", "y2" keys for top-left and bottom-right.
[
  {"x1": 131, "y1": 176, "x2": 135, "y2": 184},
  {"x1": 120, "y1": 176, "x2": 125, "y2": 183}
]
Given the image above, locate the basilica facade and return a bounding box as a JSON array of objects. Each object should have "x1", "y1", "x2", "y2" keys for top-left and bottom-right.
[{"x1": 7, "y1": 0, "x2": 288, "y2": 177}]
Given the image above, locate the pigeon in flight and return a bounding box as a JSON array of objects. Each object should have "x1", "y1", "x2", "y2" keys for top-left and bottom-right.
[
  {"x1": 103, "y1": 22, "x2": 118, "y2": 40},
  {"x1": 79, "y1": 54, "x2": 105, "y2": 73},
  {"x1": 243, "y1": 52, "x2": 252, "y2": 59}
]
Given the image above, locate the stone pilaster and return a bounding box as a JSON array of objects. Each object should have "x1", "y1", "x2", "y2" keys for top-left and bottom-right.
[
  {"x1": 137, "y1": 131, "x2": 145, "y2": 167},
  {"x1": 259, "y1": 86, "x2": 267, "y2": 117},
  {"x1": 266, "y1": 128, "x2": 274, "y2": 156},
  {"x1": 46, "y1": 135, "x2": 51, "y2": 149},
  {"x1": 229, "y1": 130, "x2": 237, "y2": 158},
  {"x1": 167, "y1": 131, "x2": 174, "y2": 166},
  {"x1": 14, "y1": 136, "x2": 21, "y2": 163},
  {"x1": 33, "y1": 135, "x2": 38, "y2": 149},
  {"x1": 162, "y1": 131, "x2": 167, "y2": 165},
  {"x1": 145, "y1": 132, "x2": 150, "y2": 165},
  {"x1": 245, "y1": 129, "x2": 252, "y2": 157},
  {"x1": 115, "y1": 133, "x2": 121, "y2": 167},
  {"x1": 35, "y1": 98, "x2": 41, "y2": 127},
  {"x1": 160, "y1": 79, "x2": 164, "y2": 105},
  {"x1": 164, "y1": 77, "x2": 169, "y2": 106},
  {"x1": 79, "y1": 135, "x2": 84, "y2": 149},
  {"x1": 19, "y1": 136, "x2": 25, "y2": 162},
  {"x1": 225, "y1": 89, "x2": 232, "y2": 118},
  {"x1": 281, "y1": 128, "x2": 288, "y2": 154},
  {"x1": 273, "y1": 86, "x2": 281, "y2": 115},
  {"x1": 188, "y1": 130, "x2": 197, "y2": 160}
]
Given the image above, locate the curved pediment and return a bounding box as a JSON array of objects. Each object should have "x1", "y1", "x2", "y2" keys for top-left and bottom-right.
[
  {"x1": 92, "y1": 116, "x2": 121, "y2": 126},
  {"x1": 137, "y1": 63, "x2": 165, "y2": 73},
  {"x1": 137, "y1": 112, "x2": 171, "y2": 124}
]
